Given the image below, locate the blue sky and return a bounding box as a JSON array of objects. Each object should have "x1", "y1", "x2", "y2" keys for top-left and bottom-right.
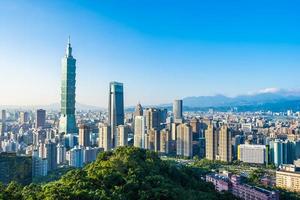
[{"x1": 0, "y1": 0, "x2": 300, "y2": 106}]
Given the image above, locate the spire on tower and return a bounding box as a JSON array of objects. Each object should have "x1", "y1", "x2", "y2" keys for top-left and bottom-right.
[{"x1": 66, "y1": 36, "x2": 72, "y2": 57}]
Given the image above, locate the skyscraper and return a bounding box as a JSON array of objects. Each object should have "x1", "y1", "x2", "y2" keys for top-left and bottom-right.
[
  {"x1": 59, "y1": 38, "x2": 77, "y2": 134},
  {"x1": 205, "y1": 123, "x2": 218, "y2": 160},
  {"x1": 19, "y1": 111, "x2": 30, "y2": 124},
  {"x1": 176, "y1": 123, "x2": 193, "y2": 157},
  {"x1": 57, "y1": 143, "x2": 66, "y2": 165},
  {"x1": 134, "y1": 102, "x2": 143, "y2": 117},
  {"x1": 78, "y1": 124, "x2": 91, "y2": 147},
  {"x1": 134, "y1": 116, "x2": 146, "y2": 148},
  {"x1": 1, "y1": 110, "x2": 6, "y2": 124},
  {"x1": 117, "y1": 125, "x2": 128, "y2": 147},
  {"x1": 173, "y1": 99, "x2": 183, "y2": 123},
  {"x1": 98, "y1": 123, "x2": 112, "y2": 151},
  {"x1": 145, "y1": 108, "x2": 161, "y2": 131},
  {"x1": 1, "y1": 110, "x2": 6, "y2": 135},
  {"x1": 160, "y1": 129, "x2": 171, "y2": 154},
  {"x1": 36, "y1": 109, "x2": 46, "y2": 128},
  {"x1": 108, "y1": 82, "x2": 124, "y2": 148},
  {"x1": 218, "y1": 124, "x2": 232, "y2": 162}
]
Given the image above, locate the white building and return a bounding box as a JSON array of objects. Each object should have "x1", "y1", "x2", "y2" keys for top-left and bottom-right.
[
  {"x1": 57, "y1": 143, "x2": 66, "y2": 165},
  {"x1": 238, "y1": 144, "x2": 266, "y2": 164},
  {"x1": 134, "y1": 116, "x2": 146, "y2": 148}
]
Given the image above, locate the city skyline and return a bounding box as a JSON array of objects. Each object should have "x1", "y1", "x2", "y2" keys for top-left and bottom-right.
[{"x1": 1, "y1": 1, "x2": 300, "y2": 107}]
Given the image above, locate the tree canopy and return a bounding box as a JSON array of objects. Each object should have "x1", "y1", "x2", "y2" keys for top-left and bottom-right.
[{"x1": 0, "y1": 146, "x2": 238, "y2": 200}]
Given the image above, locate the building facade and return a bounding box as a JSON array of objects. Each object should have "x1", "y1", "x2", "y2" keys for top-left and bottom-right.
[
  {"x1": 108, "y1": 82, "x2": 124, "y2": 148},
  {"x1": 59, "y1": 38, "x2": 77, "y2": 134}
]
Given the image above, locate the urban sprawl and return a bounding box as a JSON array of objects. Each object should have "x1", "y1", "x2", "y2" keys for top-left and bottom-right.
[{"x1": 0, "y1": 40, "x2": 299, "y2": 200}]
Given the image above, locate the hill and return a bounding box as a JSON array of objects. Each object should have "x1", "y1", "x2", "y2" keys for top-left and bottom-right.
[{"x1": 0, "y1": 147, "x2": 236, "y2": 200}]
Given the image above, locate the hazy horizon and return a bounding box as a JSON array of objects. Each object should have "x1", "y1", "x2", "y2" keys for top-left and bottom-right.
[{"x1": 1, "y1": 0, "x2": 300, "y2": 107}]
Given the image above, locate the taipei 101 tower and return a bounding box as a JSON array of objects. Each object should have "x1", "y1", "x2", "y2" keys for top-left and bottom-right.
[{"x1": 59, "y1": 37, "x2": 77, "y2": 134}]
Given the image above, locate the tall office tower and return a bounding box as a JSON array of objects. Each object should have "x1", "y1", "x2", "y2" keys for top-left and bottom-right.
[
  {"x1": 173, "y1": 100, "x2": 183, "y2": 123},
  {"x1": 36, "y1": 109, "x2": 46, "y2": 128},
  {"x1": 59, "y1": 38, "x2": 77, "y2": 134},
  {"x1": 57, "y1": 143, "x2": 66, "y2": 165},
  {"x1": 134, "y1": 116, "x2": 146, "y2": 148},
  {"x1": 190, "y1": 118, "x2": 200, "y2": 140},
  {"x1": 218, "y1": 124, "x2": 232, "y2": 162},
  {"x1": 19, "y1": 111, "x2": 30, "y2": 124},
  {"x1": 79, "y1": 124, "x2": 91, "y2": 147},
  {"x1": 98, "y1": 124, "x2": 111, "y2": 151},
  {"x1": 176, "y1": 123, "x2": 193, "y2": 157},
  {"x1": 44, "y1": 140, "x2": 57, "y2": 171},
  {"x1": 160, "y1": 129, "x2": 171, "y2": 154},
  {"x1": 145, "y1": 108, "x2": 161, "y2": 131},
  {"x1": 108, "y1": 82, "x2": 124, "y2": 148},
  {"x1": 205, "y1": 124, "x2": 218, "y2": 160},
  {"x1": 1, "y1": 110, "x2": 6, "y2": 123},
  {"x1": 1, "y1": 110, "x2": 6, "y2": 135},
  {"x1": 117, "y1": 125, "x2": 128, "y2": 147},
  {"x1": 146, "y1": 129, "x2": 160, "y2": 152},
  {"x1": 134, "y1": 102, "x2": 143, "y2": 117}
]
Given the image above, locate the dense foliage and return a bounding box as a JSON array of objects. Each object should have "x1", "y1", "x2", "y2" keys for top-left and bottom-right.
[
  {"x1": 0, "y1": 146, "x2": 238, "y2": 200},
  {"x1": 33, "y1": 166, "x2": 75, "y2": 184}
]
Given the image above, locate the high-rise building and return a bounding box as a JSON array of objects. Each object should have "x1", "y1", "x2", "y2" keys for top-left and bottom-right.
[
  {"x1": 98, "y1": 123, "x2": 112, "y2": 151},
  {"x1": 160, "y1": 129, "x2": 171, "y2": 154},
  {"x1": 171, "y1": 123, "x2": 178, "y2": 141},
  {"x1": 83, "y1": 147, "x2": 101, "y2": 164},
  {"x1": 176, "y1": 123, "x2": 193, "y2": 157},
  {"x1": 57, "y1": 143, "x2": 66, "y2": 165},
  {"x1": 145, "y1": 108, "x2": 161, "y2": 131},
  {"x1": 59, "y1": 38, "x2": 77, "y2": 134},
  {"x1": 271, "y1": 139, "x2": 300, "y2": 167},
  {"x1": 108, "y1": 82, "x2": 124, "y2": 148},
  {"x1": 134, "y1": 116, "x2": 146, "y2": 148},
  {"x1": 79, "y1": 124, "x2": 91, "y2": 147},
  {"x1": 1, "y1": 110, "x2": 6, "y2": 123},
  {"x1": 69, "y1": 145, "x2": 84, "y2": 168},
  {"x1": 146, "y1": 129, "x2": 160, "y2": 152},
  {"x1": 117, "y1": 125, "x2": 128, "y2": 147},
  {"x1": 205, "y1": 124, "x2": 218, "y2": 160},
  {"x1": 173, "y1": 100, "x2": 183, "y2": 123},
  {"x1": 190, "y1": 118, "x2": 200, "y2": 140},
  {"x1": 19, "y1": 111, "x2": 30, "y2": 124},
  {"x1": 218, "y1": 125, "x2": 232, "y2": 162},
  {"x1": 1, "y1": 110, "x2": 6, "y2": 135},
  {"x1": 46, "y1": 140, "x2": 58, "y2": 171},
  {"x1": 36, "y1": 109, "x2": 46, "y2": 128},
  {"x1": 32, "y1": 149, "x2": 48, "y2": 177},
  {"x1": 134, "y1": 102, "x2": 143, "y2": 117}
]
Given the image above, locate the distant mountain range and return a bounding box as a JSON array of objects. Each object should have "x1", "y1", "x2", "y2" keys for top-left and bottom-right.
[
  {"x1": 2, "y1": 88, "x2": 300, "y2": 112},
  {"x1": 0, "y1": 103, "x2": 102, "y2": 111},
  {"x1": 181, "y1": 88, "x2": 300, "y2": 112}
]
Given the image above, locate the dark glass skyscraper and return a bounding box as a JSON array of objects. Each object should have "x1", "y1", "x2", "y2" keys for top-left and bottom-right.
[
  {"x1": 36, "y1": 109, "x2": 46, "y2": 128},
  {"x1": 59, "y1": 38, "x2": 77, "y2": 134},
  {"x1": 108, "y1": 82, "x2": 124, "y2": 147}
]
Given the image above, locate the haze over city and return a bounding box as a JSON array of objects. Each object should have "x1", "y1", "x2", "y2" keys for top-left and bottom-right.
[{"x1": 0, "y1": 0, "x2": 300, "y2": 107}]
